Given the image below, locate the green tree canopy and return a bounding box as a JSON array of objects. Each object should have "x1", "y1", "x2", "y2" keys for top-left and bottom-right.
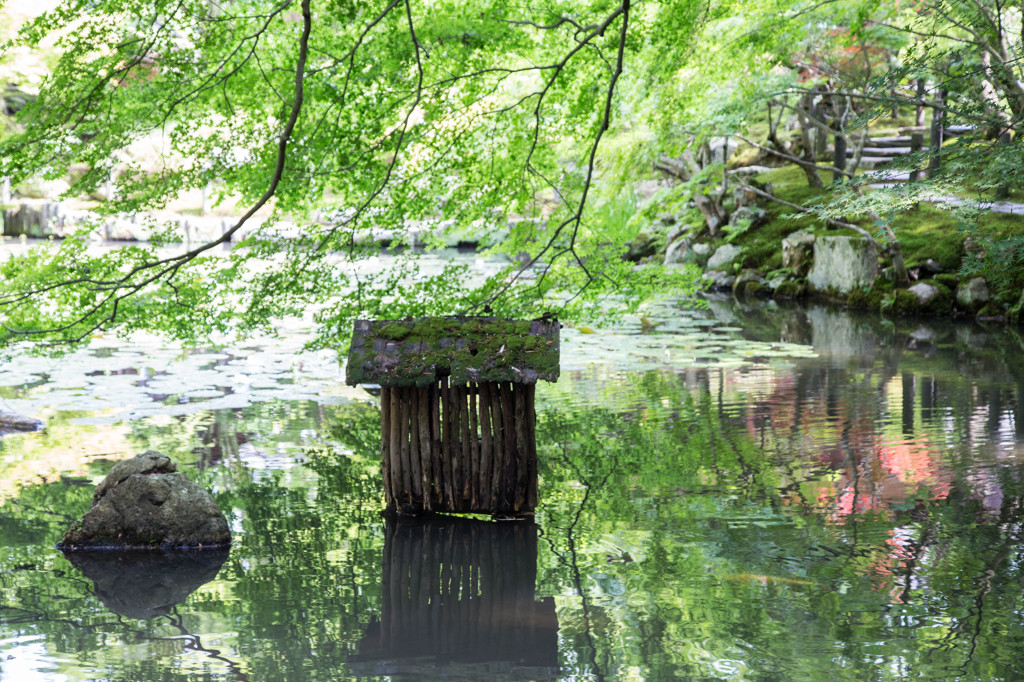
[
  {"x1": 2, "y1": 0, "x2": 1020, "y2": 350},
  {"x1": 0, "y1": 0, "x2": 707, "y2": 350}
]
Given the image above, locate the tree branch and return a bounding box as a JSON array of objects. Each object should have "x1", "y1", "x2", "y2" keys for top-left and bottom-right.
[
  {"x1": 738, "y1": 184, "x2": 881, "y2": 245},
  {"x1": 733, "y1": 133, "x2": 853, "y2": 179},
  {"x1": 4, "y1": 0, "x2": 314, "y2": 341}
]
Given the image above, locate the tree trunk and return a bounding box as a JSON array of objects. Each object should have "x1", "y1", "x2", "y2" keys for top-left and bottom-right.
[
  {"x1": 888, "y1": 241, "x2": 910, "y2": 284},
  {"x1": 833, "y1": 134, "x2": 847, "y2": 178},
  {"x1": 797, "y1": 93, "x2": 823, "y2": 188},
  {"x1": 915, "y1": 78, "x2": 927, "y2": 127},
  {"x1": 812, "y1": 90, "x2": 828, "y2": 160},
  {"x1": 996, "y1": 130, "x2": 1012, "y2": 200},
  {"x1": 693, "y1": 193, "x2": 726, "y2": 236}
]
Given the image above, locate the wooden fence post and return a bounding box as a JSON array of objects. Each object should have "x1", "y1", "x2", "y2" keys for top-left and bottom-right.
[
  {"x1": 928, "y1": 92, "x2": 945, "y2": 178},
  {"x1": 909, "y1": 133, "x2": 923, "y2": 184}
]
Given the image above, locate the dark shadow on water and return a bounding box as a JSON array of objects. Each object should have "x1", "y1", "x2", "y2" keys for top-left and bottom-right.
[
  {"x1": 63, "y1": 547, "x2": 230, "y2": 620},
  {"x1": 350, "y1": 515, "x2": 558, "y2": 680}
]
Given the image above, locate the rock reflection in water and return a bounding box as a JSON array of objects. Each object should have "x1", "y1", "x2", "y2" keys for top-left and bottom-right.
[
  {"x1": 351, "y1": 516, "x2": 558, "y2": 679},
  {"x1": 63, "y1": 548, "x2": 229, "y2": 620}
]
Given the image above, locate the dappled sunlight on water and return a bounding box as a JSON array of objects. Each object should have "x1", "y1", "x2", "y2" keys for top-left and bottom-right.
[{"x1": 1, "y1": 287, "x2": 1024, "y2": 678}]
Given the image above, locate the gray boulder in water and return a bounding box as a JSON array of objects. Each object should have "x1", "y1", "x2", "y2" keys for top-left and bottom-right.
[
  {"x1": 59, "y1": 451, "x2": 231, "y2": 550},
  {"x1": 0, "y1": 399, "x2": 43, "y2": 434}
]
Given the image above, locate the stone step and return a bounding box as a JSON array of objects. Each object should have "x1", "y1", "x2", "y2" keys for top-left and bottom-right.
[
  {"x1": 945, "y1": 125, "x2": 976, "y2": 135},
  {"x1": 862, "y1": 136, "x2": 918, "y2": 147},
  {"x1": 847, "y1": 146, "x2": 928, "y2": 156},
  {"x1": 863, "y1": 170, "x2": 911, "y2": 182}
]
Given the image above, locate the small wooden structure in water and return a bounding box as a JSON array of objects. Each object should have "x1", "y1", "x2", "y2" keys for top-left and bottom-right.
[{"x1": 346, "y1": 317, "x2": 559, "y2": 516}]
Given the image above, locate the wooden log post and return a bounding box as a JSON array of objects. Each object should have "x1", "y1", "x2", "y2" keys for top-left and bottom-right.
[
  {"x1": 909, "y1": 133, "x2": 923, "y2": 184},
  {"x1": 500, "y1": 382, "x2": 517, "y2": 513},
  {"x1": 450, "y1": 381, "x2": 463, "y2": 506},
  {"x1": 416, "y1": 387, "x2": 431, "y2": 511},
  {"x1": 388, "y1": 388, "x2": 402, "y2": 507},
  {"x1": 399, "y1": 388, "x2": 414, "y2": 506},
  {"x1": 489, "y1": 382, "x2": 507, "y2": 513},
  {"x1": 380, "y1": 386, "x2": 393, "y2": 508},
  {"x1": 468, "y1": 386, "x2": 480, "y2": 508},
  {"x1": 430, "y1": 380, "x2": 442, "y2": 507},
  {"x1": 928, "y1": 92, "x2": 945, "y2": 178},
  {"x1": 513, "y1": 385, "x2": 528, "y2": 511},
  {"x1": 440, "y1": 379, "x2": 454, "y2": 508},
  {"x1": 526, "y1": 384, "x2": 538, "y2": 509},
  {"x1": 478, "y1": 382, "x2": 494, "y2": 511},
  {"x1": 459, "y1": 383, "x2": 472, "y2": 503}
]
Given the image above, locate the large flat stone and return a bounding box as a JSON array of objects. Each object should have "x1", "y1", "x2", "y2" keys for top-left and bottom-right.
[{"x1": 807, "y1": 236, "x2": 879, "y2": 295}]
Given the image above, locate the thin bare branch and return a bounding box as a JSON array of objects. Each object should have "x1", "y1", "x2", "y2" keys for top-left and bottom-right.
[{"x1": 733, "y1": 133, "x2": 854, "y2": 179}]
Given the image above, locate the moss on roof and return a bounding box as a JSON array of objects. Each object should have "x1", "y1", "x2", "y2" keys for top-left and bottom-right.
[{"x1": 345, "y1": 317, "x2": 560, "y2": 387}]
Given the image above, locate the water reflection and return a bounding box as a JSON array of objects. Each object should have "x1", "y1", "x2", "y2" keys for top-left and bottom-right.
[
  {"x1": 351, "y1": 516, "x2": 558, "y2": 680},
  {"x1": 5, "y1": 296, "x2": 1024, "y2": 678},
  {"x1": 537, "y1": 365, "x2": 1024, "y2": 678},
  {"x1": 63, "y1": 548, "x2": 230, "y2": 620}
]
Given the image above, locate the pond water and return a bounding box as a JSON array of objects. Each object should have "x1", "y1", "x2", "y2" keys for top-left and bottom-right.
[{"x1": 2, "y1": 266, "x2": 1024, "y2": 680}]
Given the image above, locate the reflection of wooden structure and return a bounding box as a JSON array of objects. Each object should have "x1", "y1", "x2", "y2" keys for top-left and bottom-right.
[
  {"x1": 350, "y1": 516, "x2": 558, "y2": 679},
  {"x1": 346, "y1": 317, "x2": 559, "y2": 515}
]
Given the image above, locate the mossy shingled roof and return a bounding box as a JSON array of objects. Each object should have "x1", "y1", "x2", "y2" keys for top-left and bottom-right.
[{"x1": 345, "y1": 317, "x2": 560, "y2": 387}]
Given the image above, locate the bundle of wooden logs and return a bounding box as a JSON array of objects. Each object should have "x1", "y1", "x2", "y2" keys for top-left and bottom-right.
[
  {"x1": 380, "y1": 380, "x2": 537, "y2": 515},
  {"x1": 347, "y1": 317, "x2": 559, "y2": 516}
]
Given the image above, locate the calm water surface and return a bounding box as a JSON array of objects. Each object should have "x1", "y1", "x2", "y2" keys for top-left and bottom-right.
[{"x1": 1, "y1": 288, "x2": 1024, "y2": 680}]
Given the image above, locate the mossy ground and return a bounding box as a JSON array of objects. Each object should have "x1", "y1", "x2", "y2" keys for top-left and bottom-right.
[
  {"x1": 720, "y1": 165, "x2": 1024, "y2": 310},
  {"x1": 640, "y1": 153, "x2": 1023, "y2": 318},
  {"x1": 726, "y1": 166, "x2": 864, "y2": 273}
]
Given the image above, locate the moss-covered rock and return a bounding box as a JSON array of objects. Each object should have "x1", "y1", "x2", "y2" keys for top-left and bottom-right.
[
  {"x1": 880, "y1": 282, "x2": 953, "y2": 317},
  {"x1": 737, "y1": 281, "x2": 765, "y2": 297},
  {"x1": 955, "y1": 277, "x2": 990, "y2": 314},
  {"x1": 978, "y1": 302, "x2": 1007, "y2": 320},
  {"x1": 881, "y1": 289, "x2": 922, "y2": 316},
  {"x1": 59, "y1": 452, "x2": 230, "y2": 550},
  {"x1": 807, "y1": 236, "x2": 879, "y2": 295},
  {"x1": 623, "y1": 233, "x2": 659, "y2": 262},
  {"x1": 909, "y1": 281, "x2": 953, "y2": 315},
  {"x1": 347, "y1": 317, "x2": 560, "y2": 386},
  {"x1": 733, "y1": 269, "x2": 767, "y2": 298},
  {"x1": 773, "y1": 280, "x2": 806, "y2": 299},
  {"x1": 781, "y1": 230, "x2": 816, "y2": 277},
  {"x1": 846, "y1": 285, "x2": 888, "y2": 310}
]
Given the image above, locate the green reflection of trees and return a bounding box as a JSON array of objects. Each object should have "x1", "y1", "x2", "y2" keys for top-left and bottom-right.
[
  {"x1": 125, "y1": 399, "x2": 333, "y2": 468},
  {"x1": 2, "y1": 380, "x2": 1024, "y2": 680},
  {"x1": 0, "y1": 404, "x2": 389, "y2": 682},
  {"x1": 533, "y1": 372, "x2": 1024, "y2": 680}
]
